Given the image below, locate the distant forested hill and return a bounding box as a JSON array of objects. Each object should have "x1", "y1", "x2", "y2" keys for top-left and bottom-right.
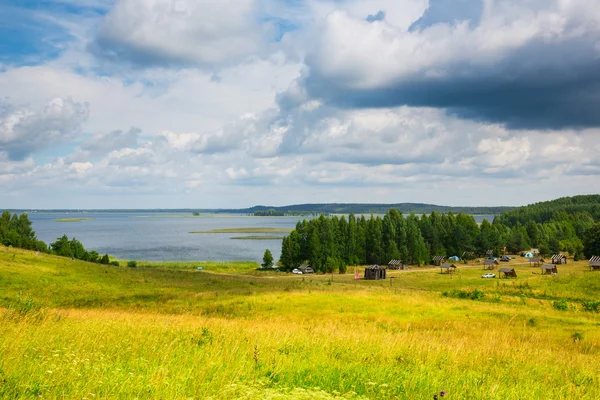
[
  {"x1": 226, "y1": 203, "x2": 514, "y2": 215},
  {"x1": 496, "y1": 195, "x2": 600, "y2": 226}
]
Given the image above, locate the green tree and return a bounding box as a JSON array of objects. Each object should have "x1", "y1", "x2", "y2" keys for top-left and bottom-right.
[
  {"x1": 51, "y1": 235, "x2": 73, "y2": 258},
  {"x1": 88, "y1": 250, "x2": 100, "y2": 263},
  {"x1": 583, "y1": 223, "x2": 600, "y2": 258},
  {"x1": 262, "y1": 249, "x2": 274, "y2": 268},
  {"x1": 69, "y1": 238, "x2": 86, "y2": 260},
  {"x1": 100, "y1": 254, "x2": 110, "y2": 265}
]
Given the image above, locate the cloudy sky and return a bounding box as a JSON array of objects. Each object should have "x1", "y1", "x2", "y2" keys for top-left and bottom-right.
[{"x1": 1, "y1": 0, "x2": 599, "y2": 209}]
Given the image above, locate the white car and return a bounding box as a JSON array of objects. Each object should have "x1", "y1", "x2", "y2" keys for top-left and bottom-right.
[
  {"x1": 481, "y1": 273, "x2": 496, "y2": 278},
  {"x1": 292, "y1": 268, "x2": 303, "y2": 274}
]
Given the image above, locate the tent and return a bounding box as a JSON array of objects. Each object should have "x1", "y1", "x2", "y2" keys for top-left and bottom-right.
[
  {"x1": 449, "y1": 256, "x2": 460, "y2": 261},
  {"x1": 524, "y1": 252, "x2": 533, "y2": 258}
]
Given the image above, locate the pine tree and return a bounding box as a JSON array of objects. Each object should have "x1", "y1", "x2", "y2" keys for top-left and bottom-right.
[{"x1": 262, "y1": 249, "x2": 274, "y2": 268}]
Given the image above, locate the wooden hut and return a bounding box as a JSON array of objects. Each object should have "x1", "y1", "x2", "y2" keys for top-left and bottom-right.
[
  {"x1": 439, "y1": 263, "x2": 457, "y2": 274},
  {"x1": 483, "y1": 259, "x2": 499, "y2": 270},
  {"x1": 589, "y1": 256, "x2": 600, "y2": 271},
  {"x1": 528, "y1": 257, "x2": 544, "y2": 267},
  {"x1": 541, "y1": 264, "x2": 558, "y2": 275},
  {"x1": 298, "y1": 264, "x2": 314, "y2": 274},
  {"x1": 462, "y1": 251, "x2": 475, "y2": 260},
  {"x1": 388, "y1": 259, "x2": 406, "y2": 270},
  {"x1": 551, "y1": 254, "x2": 567, "y2": 264},
  {"x1": 498, "y1": 267, "x2": 517, "y2": 278},
  {"x1": 364, "y1": 264, "x2": 387, "y2": 280},
  {"x1": 485, "y1": 249, "x2": 494, "y2": 257},
  {"x1": 432, "y1": 255, "x2": 446, "y2": 266}
]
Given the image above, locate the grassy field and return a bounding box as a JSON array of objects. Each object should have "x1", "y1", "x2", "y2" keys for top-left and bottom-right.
[
  {"x1": 190, "y1": 228, "x2": 294, "y2": 234},
  {"x1": 111, "y1": 259, "x2": 260, "y2": 274},
  {"x1": 54, "y1": 218, "x2": 94, "y2": 222},
  {"x1": 1, "y1": 247, "x2": 599, "y2": 399}
]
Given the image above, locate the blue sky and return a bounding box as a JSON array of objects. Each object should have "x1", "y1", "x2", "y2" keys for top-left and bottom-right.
[{"x1": 1, "y1": 0, "x2": 600, "y2": 209}]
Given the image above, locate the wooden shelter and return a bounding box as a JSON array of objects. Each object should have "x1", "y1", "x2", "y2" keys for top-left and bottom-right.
[
  {"x1": 552, "y1": 254, "x2": 567, "y2": 264},
  {"x1": 432, "y1": 255, "x2": 446, "y2": 266},
  {"x1": 364, "y1": 264, "x2": 387, "y2": 280},
  {"x1": 388, "y1": 259, "x2": 406, "y2": 270},
  {"x1": 439, "y1": 263, "x2": 457, "y2": 274},
  {"x1": 529, "y1": 257, "x2": 544, "y2": 267},
  {"x1": 589, "y1": 256, "x2": 600, "y2": 271},
  {"x1": 485, "y1": 250, "x2": 494, "y2": 257},
  {"x1": 498, "y1": 267, "x2": 517, "y2": 278},
  {"x1": 462, "y1": 251, "x2": 475, "y2": 260},
  {"x1": 541, "y1": 264, "x2": 558, "y2": 275},
  {"x1": 483, "y1": 259, "x2": 499, "y2": 270},
  {"x1": 298, "y1": 264, "x2": 314, "y2": 274}
]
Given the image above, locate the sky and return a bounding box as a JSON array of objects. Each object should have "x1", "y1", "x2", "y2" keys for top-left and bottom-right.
[{"x1": 1, "y1": 0, "x2": 600, "y2": 209}]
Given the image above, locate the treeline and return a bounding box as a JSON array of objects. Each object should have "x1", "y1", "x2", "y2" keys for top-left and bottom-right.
[
  {"x1": 49, "y1": 234, "x2": 113, "y2": 264},
  {"x1": 0, "y1": 211, "x2": 47, "y2": 251},
  {"x1": 241, "y1": 203, "x2": 513, "y2": 215},
  {"x1": 279, "y1": 206, "x2": 597, "y2": 273},
  {"x1": 253, "y1": 209, "x2": 327, "y2": 217},
  {"x1": 1, "y1": 211, "x2": 113, "y2": 264},
  {"x1": 254, "y1": 209, "x2": 285, "y2": 216},
  {"x1": 497, "y1": 195, "x2": 600, "y2": 226}
]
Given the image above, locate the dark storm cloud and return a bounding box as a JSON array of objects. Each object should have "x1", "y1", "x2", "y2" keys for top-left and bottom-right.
[
  {"x1": 303, "y1": 35, "x2": 600, "y2": 130},
  {"x1": 296, "y1": 0, "x2": 600, "y2": 130}
]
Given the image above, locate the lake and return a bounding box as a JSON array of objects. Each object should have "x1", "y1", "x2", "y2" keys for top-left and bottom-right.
[{"x1": 27, "y1": 212, "x2": 495, "y2": 262}]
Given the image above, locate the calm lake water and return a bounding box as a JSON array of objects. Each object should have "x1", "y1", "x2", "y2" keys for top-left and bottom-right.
[{"x1": 27, "y1": 212, "x2": 495, "y2": 262}]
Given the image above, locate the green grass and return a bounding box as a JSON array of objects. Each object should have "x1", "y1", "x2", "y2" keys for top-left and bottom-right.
[
  {"x1": 190, "y1": 227, "x2": 294, "y2": 234},
  {"x1": 112, "y1": 259, "x2": 260, "y2": 274},
  {"x1": 1, "y1": 247, "x2": 599, "y2": 399},
  {"x1": 54, "y1": 218, "x2": 93, "y2": 222},
  {"x1": 230, "y1": 236, "x2": 285, "y2": 240}
]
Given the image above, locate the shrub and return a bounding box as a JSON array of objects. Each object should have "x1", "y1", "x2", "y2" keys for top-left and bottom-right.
[
  {"x1": 553, "y1": 299, "x2": 568, "y2": 311},
  {"x1": 127, "y1": 260, "x2": 137, "y2": 268},
  {"x1": 581, "y1": 300, "x2": 600, "y2": 313},
  {"x1": 110, "y1": 261, "x2": 120, "y2": 267},
  {"x1": 572, "y1": 332, "x2": 584, "y2": 343},
  {"x1": 442, "y1": 289, "x2": 485, "y2": 300}
]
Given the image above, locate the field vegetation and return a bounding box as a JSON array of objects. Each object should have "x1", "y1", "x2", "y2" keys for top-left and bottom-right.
[
  {"x1": 54, "y1": 218, "x2": 94, "y2": 223},
  {"x1": 1, "y1": 246, "x2": 599, "y2": 399},
  {"x1": 190, "y1": 228, "x2": 294, "y2": 234},
  {"x1": 230, "y1": 236, "x2": 286, "y2": 240}
]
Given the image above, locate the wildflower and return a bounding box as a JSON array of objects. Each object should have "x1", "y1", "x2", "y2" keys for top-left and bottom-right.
[{"x1": 440, "y1": 391, "x2": 447, "y2": 396}]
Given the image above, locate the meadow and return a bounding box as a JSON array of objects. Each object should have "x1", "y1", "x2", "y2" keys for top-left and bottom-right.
[{"x1": 1, "y1": 247, "x2": 599, "y2": 399}]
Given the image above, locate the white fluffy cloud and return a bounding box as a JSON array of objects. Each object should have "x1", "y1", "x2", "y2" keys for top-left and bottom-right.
[
  {"x1": 0, "y1": 98, "x2": 89, "y2": 160},
  {"x1": 92, "y1": 0, "x2": 265, "y2": 67}
]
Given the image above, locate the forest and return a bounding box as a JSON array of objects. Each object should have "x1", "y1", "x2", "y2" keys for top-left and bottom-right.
[{"x1": 279, "y1": 195, "x2": 600, "y2": 273}]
